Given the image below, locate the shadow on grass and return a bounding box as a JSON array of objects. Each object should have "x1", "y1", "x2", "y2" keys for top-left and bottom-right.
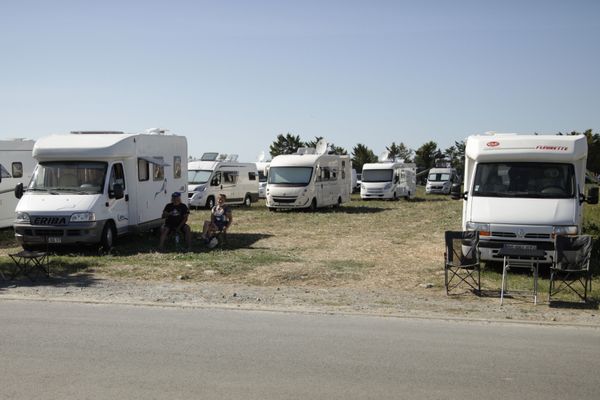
[{"x1": 0, "y1": 256, "x2": 101, "y2": 290}]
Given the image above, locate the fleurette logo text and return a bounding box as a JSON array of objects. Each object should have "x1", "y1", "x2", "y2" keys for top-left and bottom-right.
[{"x1": 535, "y1": 145, "x2": 568, "y2": 151}]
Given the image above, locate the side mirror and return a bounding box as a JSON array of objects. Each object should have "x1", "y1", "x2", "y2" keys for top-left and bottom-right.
[
  {"x1": 586, "y1": 186, "x2": 599, "y2": 205},
  {"x1": 111, "y1": 184, "x2": 124, "y2": 200},
  {"x1": 15, "y1": 183, "x2": 24, "y2": 199},
  {"x1": 450, "y1": 183, "x2": 464, "y2": 200}
]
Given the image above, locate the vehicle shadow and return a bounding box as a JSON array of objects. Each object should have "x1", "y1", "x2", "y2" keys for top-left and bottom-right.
[{"x1": 548, "y1": 299, "x2": 599, "y2": 310}]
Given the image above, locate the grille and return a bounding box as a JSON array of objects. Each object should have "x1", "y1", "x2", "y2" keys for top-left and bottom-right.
[
  {"x1": 491, "y1": 232, "x2": 516, "y2": 238},
  {"x1": 272, "y1": 196, "x2": 297, "y2": 204},
  {"x1": 525, "y1": 233, "x2": 551, "y2": 239},
  {"x1": 30, "y1": 215, "x2": 69, "y2": 226},
  {"x1": 32, "y1": 229, "x2": 64, "y2": 237}
]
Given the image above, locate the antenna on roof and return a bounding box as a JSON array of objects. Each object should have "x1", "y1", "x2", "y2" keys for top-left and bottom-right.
[
  {"x1": 378, "y1": 151, "x2": 391, "y2": 162},
  {"x1": 146, "y1": 128, "x2": 168, "y2": 135},
  {"x1": 315, "y1": 139, "x2": 328, "y2": 155}
]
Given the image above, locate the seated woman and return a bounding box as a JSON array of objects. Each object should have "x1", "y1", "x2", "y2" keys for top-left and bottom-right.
[{"x1": 202, "y1": 194, "x2": 233, "y2": 244}]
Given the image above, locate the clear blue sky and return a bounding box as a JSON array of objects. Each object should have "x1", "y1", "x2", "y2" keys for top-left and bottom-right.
[{"x1": 1, "y1": 0, "x2": 599, "y2": 161}]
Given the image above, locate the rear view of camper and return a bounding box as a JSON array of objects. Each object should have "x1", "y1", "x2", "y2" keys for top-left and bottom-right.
[
  {"x1": 266, "y1": 139, "x2": 352, "y2": 210},
  {"x1": 0, "y1": 139, "x2": 36, "y2": 229},
  {"x1": 360, "y1": 153, "x2": 416, "y2": 200},
  {"x1": 188, "y1": 153, "x2": 259, "y2": 208},
  {"x1": 13, "y1": 129, "x2": 187, "y2": 250}
]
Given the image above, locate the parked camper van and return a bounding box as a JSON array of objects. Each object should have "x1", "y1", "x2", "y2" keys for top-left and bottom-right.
[
  {"x1": 13, "y1": 129, "x2": 187, "y2": 250},
  {"x1": 426, "y1": 167, "x2": 459, "y2": 194},
  {"x1": 265, "y1": 140, "x2": 352, "y2": 210},
  {"x1": 0, "y1": 139, "x2": 36, "y2": 229},
  {"x1": 360, "y1": 160, "x2": 416, "y2": 200},
  {"x1": 188, "y1": 153, "x2": 259, "y2": 208},
  {"x1": 255, "y1": 152, "x2": 271, "y2": 199},
  {"x1": 453, "y1": 133, "x2": 598, "y2": 262}
]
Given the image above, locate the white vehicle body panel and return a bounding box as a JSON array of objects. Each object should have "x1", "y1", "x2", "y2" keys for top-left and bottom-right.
[
  {"x1": 360, "y1": 162, "x2": 416, "y2": 200},
  {"x1": 14, "y1": 131, "x2": 187, "y2": 247},
  {"x1": 188, "y1": 159, "x2": 259, "y2": 207},
  {"x1": 0, "y1": 139, "x2": 36, "y2": 228},
  {"x1": 460, "y1": 133, "x2": 588, "y2": 262},
  {"x1": 266, "y1": 153, "x2": 352, "y2": 210}
]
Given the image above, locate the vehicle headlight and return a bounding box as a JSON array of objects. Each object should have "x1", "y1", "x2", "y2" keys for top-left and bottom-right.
[
  {"x1": 361, "y1": 184, "x2": 365, "y2": 190},
  {"x1": 70, "y1": 212, "x2": 96, "y2": 222},
  {"x1": 552, "y1": 225, "x2": 578, "y2": 236},
  {"x1": 466, "y1": 221, "x2": 490, "y2": 236},
  {"x1": 195, "y1": 186, "x2": 207, "y2": 192},
  {"x1": 384, "y1": 183, "x2": 392, "y2": 190},
  {"x1": 16, "y1": 212, "x2": 30, "y2": 223}
]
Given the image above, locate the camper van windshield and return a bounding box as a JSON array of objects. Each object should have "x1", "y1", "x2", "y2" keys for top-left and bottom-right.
[
  {"x1": 28, "y1": 162, "x2": 107, "y2": 194},
  {"x1": 428, "y1": 173, "x2": 450, "y2": 182},
  {"x1": 188, "y1": 170, "x2": 212, "y2": 184},
  {"x1": 268, "y1": 167, "x2": 313, "y2": 185},
  {"x1": 473, "y1": 162, "x2": 575, "y2": 199},
  {"x1": 362, "y1": 169, "x2": 393, "y2": 183}
]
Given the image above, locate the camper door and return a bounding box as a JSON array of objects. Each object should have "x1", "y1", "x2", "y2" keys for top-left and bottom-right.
[{"x1": 107, "y1": 162, "x2": 129, "y2": 235}]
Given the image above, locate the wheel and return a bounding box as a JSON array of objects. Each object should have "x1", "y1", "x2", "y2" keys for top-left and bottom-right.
[
  {"x1": 244, "y1": 194, "x2": 252, "y2": 207},
  {"x1": 100, "y1": 221, "x2": 116, "y2": 252},
  {"x1": 206, "y1": 196, "x2": 215, "y2": 209},
  {"x1": 268, "y1": 207, "x2": 276, "y2": 212},
  {"x1": 309, "y1": 198, "x2": 317, "y2": 211},
  {"x1": 393, "y1": 192, "x2": 398, "y2": 201},
  {"x1": 336, "y1": 196, "x2": 342, "y2": 207}
]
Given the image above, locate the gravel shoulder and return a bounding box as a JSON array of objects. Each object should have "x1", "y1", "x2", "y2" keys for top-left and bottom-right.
[{"x1": 1, "y1": 275, "x2": 599, "y2": 327}]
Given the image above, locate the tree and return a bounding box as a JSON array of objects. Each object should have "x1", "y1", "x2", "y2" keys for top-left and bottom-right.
[
  {"x1": 443, "y1": 140, "x2": 466, "y2": 176},
  {"x1": 269, "y1": 133, "x2": 303, "y2": 157},
  {"x1": 351, "y1": 143, "x2": 377, "y2": 172},
  {"x1": 304, "y1": 136, "x2": 324, "y2": 148},
  {"x1": 386, "y1": 142, "x2": 413, "y2": 163},
  {"x1": 414, "y1": 141, "x2": 441, "y2": 171},
  {"x1": 329, "y1": 143, "x2": 348, "y2": 155}
]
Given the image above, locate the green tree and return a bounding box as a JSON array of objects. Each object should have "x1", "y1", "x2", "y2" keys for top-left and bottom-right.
[
  {"x1": 386, "y1": 142, "x2": 413, "y2": 163},
  {"x1": 443, "y1": 140, "x2": 466, "y2": 176},
  {"x1": 329, "y1": 143, "x2": 348, "y2": 155},
  {"x1": 303, "y1": 136, "x2": 324, "y2": 148},
  {"x1": 351, "y1": 143, "x2": 377, "y2": 172},
  {"x1": 269, "y1": 133, "x2": 303, "y2": 157},
  {"x1": 414, "y1": 141, "x2": 441, "y2": 171}
]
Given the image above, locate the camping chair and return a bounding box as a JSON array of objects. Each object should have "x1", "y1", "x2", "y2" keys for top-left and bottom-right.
[
  {"x1": 444, "y1": 231, "x2": 481, "y2": 295},
  {"x1": 549, "y1": 235, "x2": 593, "y2": 302}
]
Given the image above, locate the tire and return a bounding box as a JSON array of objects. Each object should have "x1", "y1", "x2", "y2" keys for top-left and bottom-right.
[
  {"x1": 268, "y1": 207, "x2": 276, "y2": 212},
  {"x1": 309, "y1": 198, "x2": 317, "y2": 211},
  {"x1": 100, "y1": 221, "x2": 116, "y2": 252},
  {"x1": 244, "y1": 194, "x2": 252, "y2": 207},
  {"x1": 206, "y1": 196, "x2": 215, "y2": 209},
  {"x1": 393, "y1": 192, "x2": 398, "y2": 201},
  {"x1": 336, "y1": 196, "x2": 342, "y2": 207}
]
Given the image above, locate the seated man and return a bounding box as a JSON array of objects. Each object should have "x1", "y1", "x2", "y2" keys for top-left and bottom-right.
[
  {"x1": 159, "y1": 192, "x2": 192, "y2": 251},
  {"x1": 202, "y1": 194, "x2": 233, "y2": 245}
]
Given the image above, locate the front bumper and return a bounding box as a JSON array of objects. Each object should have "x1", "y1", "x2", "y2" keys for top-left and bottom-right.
[{"x1": 14, "y1": 220, "x2": 107, "y2": 246}]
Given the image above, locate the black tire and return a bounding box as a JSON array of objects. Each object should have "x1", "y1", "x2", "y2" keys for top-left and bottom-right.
[
  {"x1": 393, "y1": 192, "x2": 398, "y2": 201},
  {"x1": 206, "y1": 196, "x2": 215, "y2": 209},
  {"x1": 309, "y1": 198, "x2": 317, "y2": 211},
  {"x1": 336, "y1": 196, "x2": 342, "y2": 207},
  {"x1": 100, "y1": 221, "x2": 116, "y2": 252},
  {"x1": 244, "y1": 194, "x2": 252, "y2": 207},
  {"x1": 268, "y1": 207, "x2": 276, "y2": 212}
]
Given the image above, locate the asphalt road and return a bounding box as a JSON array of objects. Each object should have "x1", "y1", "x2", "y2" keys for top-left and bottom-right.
[{"x1": 1, "y1": 301, "x2": 599, "y2": 400}]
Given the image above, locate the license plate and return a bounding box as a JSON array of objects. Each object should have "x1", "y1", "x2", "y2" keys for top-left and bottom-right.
[{"x1": 48, "y1": 237, "x2": 62, "y2": 244}]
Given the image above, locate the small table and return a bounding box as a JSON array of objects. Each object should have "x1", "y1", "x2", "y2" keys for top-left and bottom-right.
[
  {"x1": 9, "y1": 251, "x2": 50, "y2": 281},
  {"x1": 499, "y1": 244, "x2": 546, "y2": 305}
]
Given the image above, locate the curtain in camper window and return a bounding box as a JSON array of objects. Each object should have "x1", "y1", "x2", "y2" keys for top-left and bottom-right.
[
  {"x1": 138, "y1": 159, "x2": 149, "y2": 181},
  {"x1": 173, "y1": 156, "x2": 181, "y2": 179},
  {"x1": 12, "y1": 162, "x2": 23, "y2": 178},
  {"x1": 153, "y1": 157, "x2": 165, "y2": 181}
]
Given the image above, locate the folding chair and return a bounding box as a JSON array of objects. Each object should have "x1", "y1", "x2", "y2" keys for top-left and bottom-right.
[
  {"x1": 549, "y1": 235, "x2": 593, "y2": 302},
  {"x1": 444, "y1": 231, "x2": 481, "y2": 295}
]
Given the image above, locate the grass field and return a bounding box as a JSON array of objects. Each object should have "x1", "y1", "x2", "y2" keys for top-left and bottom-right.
[{"x1": 1, "y1": 187, "x2": 599, "y2": 303}]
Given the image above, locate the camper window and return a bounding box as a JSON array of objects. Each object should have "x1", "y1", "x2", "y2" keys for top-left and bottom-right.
[
  {"x1": 173, "y1": 156, "x2": 182, "y2": 179},
  {"x1": 211, "y1": 172, "x2": 222, "y2": 186},
  {"x1": 108, "y1": 163, "x2": 126, "y2": 195},
  {"x1": 138, "y1": 159, "x2": 149, "y2": 181},
  {"x1": 12, "y1": 162, "x2": 23, "y2": 178},
  {"x1": 153, "y1": 157, "x2": 165, "y2": 181},
  {"x1": 248, "y1": 172, "x2": 257, "y2": 181},
  {"x1": 223, "y1": 171, "x2": 238, "y2": 184}
]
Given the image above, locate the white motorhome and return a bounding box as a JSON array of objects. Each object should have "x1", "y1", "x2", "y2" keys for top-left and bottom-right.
[
  {"x1": 0, "y1": 139, "x2": 36, "y2": 229},
  {"x1": 255, "y1": 152, "x2": 271, "y2": 199},
  {"x1": 360, "y1": 159, "x2": 416, "y2": 200},
  {"x1": 426, "y1": 167, "x2": 459, "y2": 194},
  {"x1": 188, "y1": 153, "x2": 259, "y2": 208},
  {"x1": 265, "y1": 140, "x2": 352, "y2": 210},
  {"x1": 454, "y1": 133, "x2": 598, "y2": 262},
  {"x1": 13, "y1": 129, "x2": 187, "y2": 250}
]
